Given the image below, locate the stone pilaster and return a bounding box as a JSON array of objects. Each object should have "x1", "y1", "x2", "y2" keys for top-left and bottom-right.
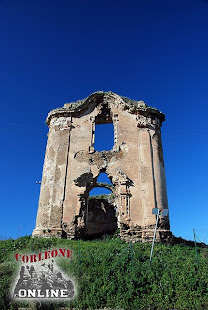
[
  {"x1": 33, "y1": 117, "x2": 72, "y2": 237},
  {"x1": 138, "y1": 128, "x2": 157, "y2": 227},
  {"x1": 151, "y1": 129, "x2": 169, "y2": 229}
]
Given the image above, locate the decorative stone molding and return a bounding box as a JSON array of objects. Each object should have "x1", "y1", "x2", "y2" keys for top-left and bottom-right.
[
  {"x1": 50, "y1": 117, "x2": 73, "y2": 131},
  {"x1": 46, "y1": 92, "x2": 165, "y2": 125},
  {"x1": 136, "y1": 114, "x2": 161, "y2": 129}
]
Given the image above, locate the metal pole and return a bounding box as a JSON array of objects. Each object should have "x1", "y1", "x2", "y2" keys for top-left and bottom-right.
[
  {"x1": 86, "y1": 197, "x2": 89, "y2": 224},
  {"x1": 193, "y1": 228, "x2": 199, "y2": 268},
  {"x1": 149, "y1": 210, "x2": 159, "y2": 266}
]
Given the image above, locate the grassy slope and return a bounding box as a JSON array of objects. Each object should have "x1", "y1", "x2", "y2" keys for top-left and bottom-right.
[{"x1": 0, "y1": 236, "x2": 208, "y2": 310}]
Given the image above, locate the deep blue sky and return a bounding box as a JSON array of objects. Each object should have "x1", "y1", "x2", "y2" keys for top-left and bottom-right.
[{"x1": 0, "y1": 0, "x2": 208, "y2": 242}]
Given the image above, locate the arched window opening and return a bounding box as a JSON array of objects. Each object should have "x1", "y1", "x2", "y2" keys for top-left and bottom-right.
[
  {"x1": 97, "y1": 172, "x2": 113, "y2": 185},
  {"x1": 89, "y1": 172, "x2": 113, "y2": 197},
  {"x1": 89, "y1": 187, "x2": 112, "y2": 196}
]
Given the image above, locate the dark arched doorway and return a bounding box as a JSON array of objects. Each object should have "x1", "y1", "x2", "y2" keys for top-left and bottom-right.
[
  {"x1": 85, "y1": 191, "x2": 117, "y2": 238},
  {"x1": 84, "y1": 173, "x2": 118, "y2": 239}
]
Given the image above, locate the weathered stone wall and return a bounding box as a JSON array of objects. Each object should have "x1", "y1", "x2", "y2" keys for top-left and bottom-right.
[{"x1": 33, "y1": 92, "x2": 170, "y2": 241}]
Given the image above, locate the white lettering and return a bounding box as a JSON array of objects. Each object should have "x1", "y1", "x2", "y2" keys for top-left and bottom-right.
[
  {"x1": 45, "y1": 289, "x2": 50, "y2": 297},
  {"x1": 27, "y1": 289, "x2": 36, "y2": 297},
  {"x1": 19, "y1": 289, "x2": 27, "y2": 297},
  {"x1": 16, "y1": 288, "x2": 70, "y2": 298},
  {"x1": 37, "y1": 289, "x2": 44, "y2": 298},
  {"x1": 50, "y1": 289, "x2": 59, "y2": 297},
  {"x1": 60, "y1": 289, "x2": 68, "y2": 297}
]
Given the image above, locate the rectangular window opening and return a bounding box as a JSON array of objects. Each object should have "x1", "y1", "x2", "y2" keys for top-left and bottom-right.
[{"x1": 94, "y1": 123, "x2": 114, "y2": 151}]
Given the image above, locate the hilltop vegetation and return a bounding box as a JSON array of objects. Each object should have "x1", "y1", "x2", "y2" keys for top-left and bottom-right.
[{"x1": 0, "y1": 236, "x2": 207, "y2": 310}]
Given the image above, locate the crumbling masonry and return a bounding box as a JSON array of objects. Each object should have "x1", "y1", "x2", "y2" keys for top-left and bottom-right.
[{"x1": 33, "y1": 92, "x2": 170, "y2": 242}]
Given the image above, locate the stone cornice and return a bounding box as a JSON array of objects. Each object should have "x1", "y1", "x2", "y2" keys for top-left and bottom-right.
[{"x1": 46, "y1": 91, "x2": 165, "y2": 125}]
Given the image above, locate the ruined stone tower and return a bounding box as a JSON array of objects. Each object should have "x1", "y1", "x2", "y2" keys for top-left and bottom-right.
[{"x1": 33, "y1": 92, "x2": 170, "y2": 241}]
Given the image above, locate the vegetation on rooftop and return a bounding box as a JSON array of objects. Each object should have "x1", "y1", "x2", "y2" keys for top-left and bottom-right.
[
  {"x1": 88, "y1": 193, "x2": 115, "y2": 201},
  {"x1": 65, "y1": 91, "x2": 141, "y2": 111}
]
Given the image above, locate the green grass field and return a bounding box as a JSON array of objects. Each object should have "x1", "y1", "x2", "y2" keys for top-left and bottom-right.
[{"x1": 0, "y1": 236, "x2": 207, "y2": 310}]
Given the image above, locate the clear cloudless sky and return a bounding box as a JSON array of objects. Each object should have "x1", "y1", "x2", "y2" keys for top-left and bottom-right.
[{"x1": 0, "y1": 0, "x2": 208, "y2": 241}]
